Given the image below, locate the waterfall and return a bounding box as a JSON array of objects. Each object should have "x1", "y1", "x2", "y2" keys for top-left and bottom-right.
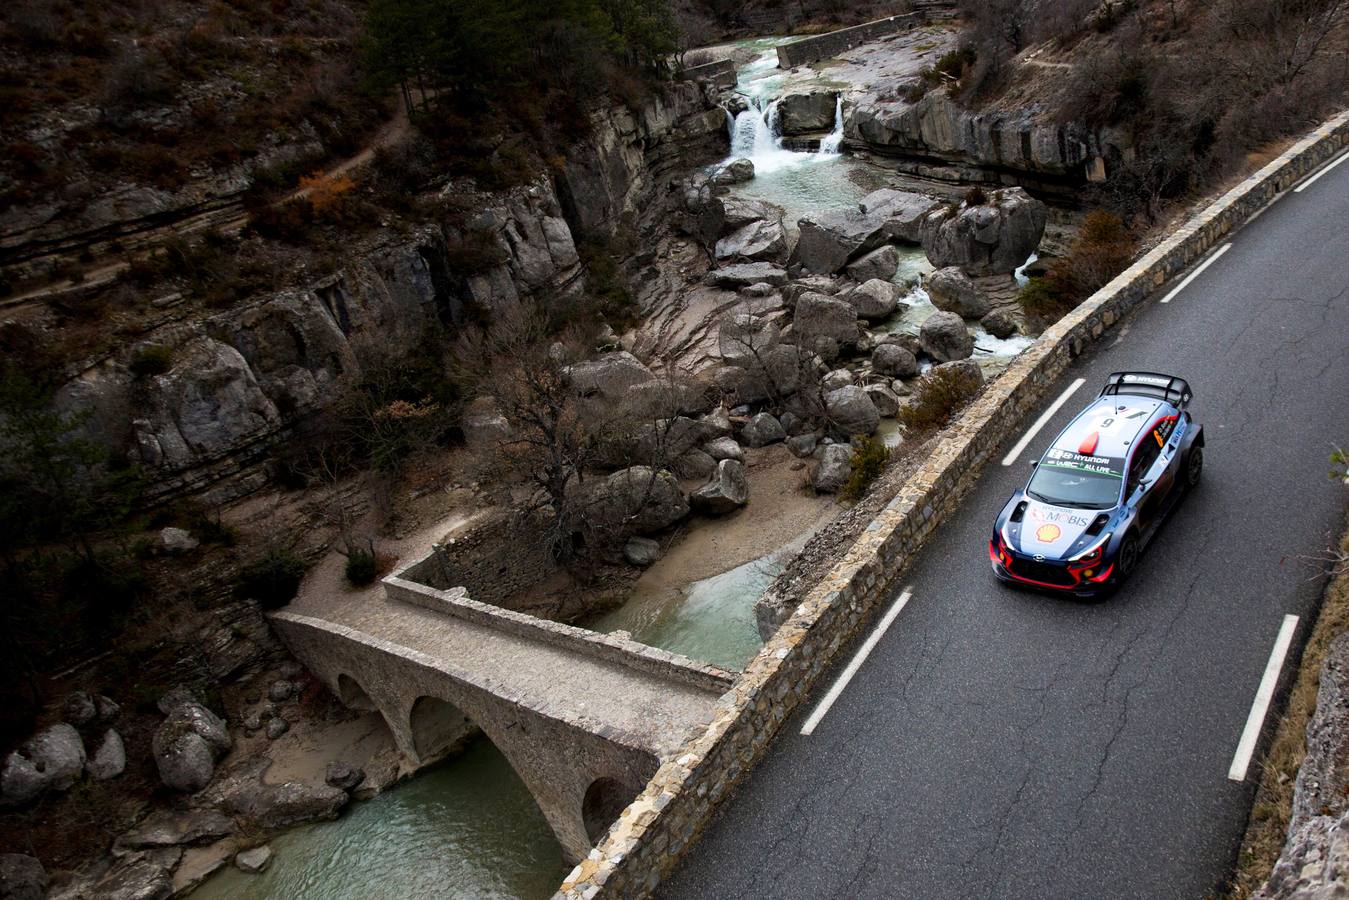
[
  {"x1": 730, "y1": 98, "x2": 784, "y2": 162},
  {"x1": 818, "y1": 95, "x2": 844, "y2": 156}
]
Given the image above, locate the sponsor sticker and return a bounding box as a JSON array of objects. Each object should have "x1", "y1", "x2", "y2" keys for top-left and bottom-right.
[
  {"x1": 1036, "y1": 523, "x2": 1062, "y2": 543},
  {"x1": 1044, "y1": 448, "x2": 1125, "y2": 478}
]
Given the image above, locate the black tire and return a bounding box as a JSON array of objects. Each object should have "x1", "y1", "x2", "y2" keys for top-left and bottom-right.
[
  {"x1": 1117, "y1": 533, "x2": 1140, "y2": 581},
  {"x1": 1185, "y1": 446, "x2": 1204, "y2": 489}
]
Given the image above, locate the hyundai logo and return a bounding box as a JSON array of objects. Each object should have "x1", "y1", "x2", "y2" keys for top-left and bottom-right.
[{"x1": 1033, "y1": 554, "x2": 1045, "y2": 562}]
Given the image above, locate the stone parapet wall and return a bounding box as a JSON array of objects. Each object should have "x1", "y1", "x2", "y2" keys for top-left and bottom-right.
[
  {"x1": 384, "y1": 557, "x2": 736, "y2": 696},
  {"x1": 557, "y1": 108, "x2": 1349, "y2": 898},
  {"x1": 776, "y1": 13, "x2": 923, "y2": 69}
]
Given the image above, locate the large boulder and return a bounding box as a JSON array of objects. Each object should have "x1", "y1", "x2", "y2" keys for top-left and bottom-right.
[
  {"x1": 565, "y1": 351, "x2": 654, "y2": 401},
  {"x1": 114, "y1": 809, "x2": 236, "y2": 852},
  {"x1": 864, "y1": 383, "x2": 903, "y2": 417},
  {"x1": 717, "y1": 345, "x2": 805, "y2": 405},
  {"x1": 719, "y1": 314, "x2": 779, "y2": 366},
  {"x1": 795, "y1": 190, "x2": 943, "y2": 273},
  {"x1": 921, "y1": 187, "x2": 1047, "y2": 276},
  {"x1": 824, "y1": 386, "x2": 880, "y2": 436},
  {"x1": 812, "y1": 444, "x2": 853, "y2": 493},
  {"x1": 782, "y1": 275, "x2": 843, "y2": 304},
  {"x1": 703, "y1": 437, "x2": 744, "y2": 462},
  {"x1": 712, "y1": 157, "x2": 755, "y2": 185},
  {"x1": 61, "y1": 691, "x2": 98, "y2": 727},
  {"x1": 981, "y1": 308, "x2": 1019, "y2": 339},
  {"x1": 716, "y1": 217, "x2": 788, "y2": 263},
  {"x1": 0, "y1": 854, "x2": 46, "y2": 900},
  {"x1": 794, "y1": 293, "x2": 860, "y2": 348},
  {"x1": 152, "y1": 703, "x2": 231, "y2": 794},
  {"x1": 86, "y1": 729, "x2": 126, "y2": 781},
  {"x1": 706, "y1": 263, "x2": 789, "y2": 288},
  {"x1": 872, "y1": 343, "x2": 919, "y2": 378},
  {"x1": 741, "y1": 412, "x2": 787, "y2": 448},
  {"x1": 926, "y1": 266, "x2": 991, "y2": 319},
  {"x1": 722, "y1": 197, "x2": 785, "y2": 234},
  {"x1": 845, "y1": 245, "x2": 900, "y2": 283},
  {"x1": 219, "y1": 779, "x2": 350, "y2": 830},
  {"x1": 776, "y1": 91, "x2": 838, "y2": 134},
  {"x1": 920, "y1": 311, "x2": 974, "y2": 362},
  {"x1": 678, "y1": 174, "x2": 725, "y2": 245},
  {"x1": 623, "y1": 537, "x2": 661, "y2": 567},
  {"x1": 846, "y1": 279, "x2": 902, "y2": 321},
  {"x1": 571, "y1": 467, "x2": 689, "y2": 536},
  {"x1": 1, "y1": 724, "x2": 86, "y2": 805},
  {"x1": 861, "y1": 188, "x2": 945, "y2": 244},
  {"x1": 690, "y1": 460, "x2": 749, "y2": 514}
]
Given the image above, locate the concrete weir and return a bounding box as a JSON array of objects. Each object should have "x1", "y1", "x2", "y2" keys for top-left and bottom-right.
[{"x1": 269, "y1": 550, "x2": 735, "y2": 864}]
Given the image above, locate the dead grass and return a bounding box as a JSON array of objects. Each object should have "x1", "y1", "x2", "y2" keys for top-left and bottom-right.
[{"x1": 1224, "y1": 516, "x2": 1349, "y2": 898}]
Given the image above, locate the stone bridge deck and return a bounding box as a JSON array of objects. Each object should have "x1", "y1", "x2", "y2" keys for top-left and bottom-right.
[{"x1": 271, "y1": 552, "x2": 735, "y2": 863}]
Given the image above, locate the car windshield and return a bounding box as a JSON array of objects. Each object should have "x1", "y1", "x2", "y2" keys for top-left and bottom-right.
[{"x1": 1027, "y1": 448, "x2": 1125, "y2": 509}]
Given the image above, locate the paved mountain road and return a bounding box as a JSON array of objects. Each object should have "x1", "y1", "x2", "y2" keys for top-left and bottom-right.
[{"x1": 662, "y1": 154, "x2": 1349, "y2": 899}]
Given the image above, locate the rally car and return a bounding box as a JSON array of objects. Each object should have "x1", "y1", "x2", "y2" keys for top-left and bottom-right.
[{"x1": 989, "y1": 372, "x2": 1204, "y2": 596}]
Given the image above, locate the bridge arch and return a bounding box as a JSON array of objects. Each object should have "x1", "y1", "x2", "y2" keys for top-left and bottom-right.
[
  {"x1": 408, "y1": 695, "x2": 476, "y2": 762},
  {"x1": 583, "y1": 776, "x2": 641, "y2": 844},
  {"x1": 337, "y1": 673, "x2": 376, "y2": 711}
]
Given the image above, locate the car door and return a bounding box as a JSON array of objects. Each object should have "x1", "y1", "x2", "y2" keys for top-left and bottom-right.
[{"x1": 1135, "y1": 416, "x2": 1179, "y2": 531}]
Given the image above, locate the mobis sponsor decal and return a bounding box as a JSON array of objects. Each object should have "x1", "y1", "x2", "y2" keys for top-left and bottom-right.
[
  {"x1": 1043, "y1": 448, "x2": 1125, "y2": 479},
  {"x1": 1029, "y1": 505, "x2": 1094, "y2": 528}
]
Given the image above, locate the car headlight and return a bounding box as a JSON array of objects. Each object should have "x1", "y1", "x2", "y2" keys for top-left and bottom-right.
[{"x1": 1070, "y1": 533, "x2": 1112, "y2": 566}]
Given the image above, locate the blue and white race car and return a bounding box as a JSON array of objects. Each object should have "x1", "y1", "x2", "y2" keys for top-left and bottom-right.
[{"x1": 990, "y1": 372, "x2": 1204, "y2": 596}]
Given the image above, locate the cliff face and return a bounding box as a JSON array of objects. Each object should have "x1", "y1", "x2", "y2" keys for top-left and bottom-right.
[{"x1": 56, "y1": 82, "x2": 727, "y2": 504}]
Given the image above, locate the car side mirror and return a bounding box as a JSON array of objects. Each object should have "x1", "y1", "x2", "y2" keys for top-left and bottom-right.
[
  {"x1": 1028, "y1": 460, "x2": 1038, "y2": 470},
  {"x1": 1138, "y1": 479, "x2": 1152, "y2": 493}
]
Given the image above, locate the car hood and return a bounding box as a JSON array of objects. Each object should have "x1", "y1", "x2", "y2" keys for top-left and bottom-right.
[{"x1": 1010, "y1": 499, "x2": 1102, "y2": 559}]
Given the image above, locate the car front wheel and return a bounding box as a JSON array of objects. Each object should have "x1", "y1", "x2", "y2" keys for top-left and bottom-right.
[
  {"x1": 1117, "y1": 533, "x2": 1140, "y2": 581},
  {"x1": 1185, "y1": 446, "x2": 1204, "y2": 489}
]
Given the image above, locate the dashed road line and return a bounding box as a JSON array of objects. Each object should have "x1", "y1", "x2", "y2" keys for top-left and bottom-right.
[
  {"x1": 1228, "y1": 614, "x2": 1299, "y2": 782},
  {"x1": 800, "y1": 588, "x2": 913, "y2": 736},
  {"x1": 1000, "y1": 378, "x2": 1086, "y2": 467},
  {"x1": 1161, "y1": 243, "x2": 1232, "y2": 304},
  {"x1": 1294, "y1": 149, "x2": 1349, "y2": 193}
]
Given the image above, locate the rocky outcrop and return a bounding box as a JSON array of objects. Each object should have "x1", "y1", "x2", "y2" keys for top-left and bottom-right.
[
  {"x1": 792, "y1": 189, "x2": 941, "y2": 274},
  {"x1": 217, "y1": 778, "x2": 350, "y2": 830},
  {"x1": 712, "y1": 158, "x2": 755, "y2": 185},
  {"x1": 1257, "y1": 633, "x2": 1349, "y2": 899},
  {"x1": 50, "y1": 84, "x2": 728, "y2": 504},
  {"x1": 707, "y1": 263, "x2": 789, "y2": 288},
  {"x1": 920, "y1": 188, "x2": 1047, "y2": 276},
  {"x1": 926, "y1": 266, "x2": 991, "y2": 318},
  {"x1": 845, "y1": 245, "x2": 900, "y2": 282},
  {"x1": 715, "y1": 217, "x2": 788, "y2": 263},
  {"x1": 846, "y1": 89, "x2": 1128, "y2": 188}
]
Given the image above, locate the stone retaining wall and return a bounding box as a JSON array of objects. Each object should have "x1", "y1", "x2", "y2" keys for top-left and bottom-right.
[
  {"x1": 557, "y1": 108, "x2": 1349, "y2": 898},
  {"x1": 776, "y1": 13, "x2": 923, "y2": 69},
  {"x1": 384, "y1": 556, "x2": 736, "y2": 695},
  {"x1": 682, "y1": 59, "x2": 736, "y2": 90}
]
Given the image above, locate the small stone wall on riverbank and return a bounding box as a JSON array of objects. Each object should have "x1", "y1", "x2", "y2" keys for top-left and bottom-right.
[
  {"x1": 776, "y1": 13, "x2": 923, "y2": 69},
  {"x1": 557, "y1": 108, "x2": 1349, "y2": 898},
  {"x1": 682, "y1": 59, "x2": 736, "y2": 90}
]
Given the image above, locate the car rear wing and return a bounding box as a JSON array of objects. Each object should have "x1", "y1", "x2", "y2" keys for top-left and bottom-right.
[{"x1": 1099, "y1": 372, "x2": 1192, "y2": 409}]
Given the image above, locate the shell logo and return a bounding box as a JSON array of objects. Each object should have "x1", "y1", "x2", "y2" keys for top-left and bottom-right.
[{"x1": 1035, "y1": 523, "x2": 1062, "y2": 543}]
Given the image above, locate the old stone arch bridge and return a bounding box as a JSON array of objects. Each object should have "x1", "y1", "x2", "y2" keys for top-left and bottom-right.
[{"x1": 270, "y1": 550, "x2": 734, "y2": 863}]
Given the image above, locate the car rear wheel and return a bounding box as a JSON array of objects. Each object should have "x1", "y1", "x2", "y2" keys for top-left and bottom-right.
[
  {"x1": 1117, "y1": 534, "x2": 1140, "y2": 581},
  {"x1": 1185, "y1": 447, "x2": 1204, "y2": 488}
]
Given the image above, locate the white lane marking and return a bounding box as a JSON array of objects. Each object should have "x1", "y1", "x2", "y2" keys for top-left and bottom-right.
[
  {"x1": 1161, "y1": 243, "x2": 1232, "y2": 304},
  {"x1": 1228, "y1": 614, "x2": 1300, "y2": 782},
  {"x1": 1000, "y1": 378, "x2": 1086, "y2": 467},
  {"x1": 800, "y1": 589, "x2": 913, "y2": 736},
  {"x1": 1294, "y1": 149, "x2": 1349, "y2": 193}
]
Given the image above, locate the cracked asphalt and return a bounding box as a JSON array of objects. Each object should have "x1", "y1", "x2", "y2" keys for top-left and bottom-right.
[{"x1": 660, "y1": 157, "x2": 1349, "y2": 899}]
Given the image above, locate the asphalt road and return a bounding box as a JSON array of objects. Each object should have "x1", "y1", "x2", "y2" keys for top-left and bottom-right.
[{"x1": 662, "y1": 152, "x2": 1349, "y2": 900}]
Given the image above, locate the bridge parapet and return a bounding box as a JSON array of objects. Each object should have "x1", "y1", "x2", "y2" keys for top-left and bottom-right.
[{"x1": 385, "y1": 549, "x2": 736, "y2": 694}]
